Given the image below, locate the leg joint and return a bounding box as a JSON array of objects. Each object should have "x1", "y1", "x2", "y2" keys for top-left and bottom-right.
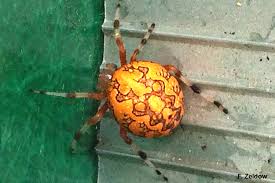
[
  {"x1": 113, "y1": 19, "x2": 120, "y2": 29},
  {"x1": 190, "y1": 84, "x2": 201, "y2": 94},
  {"x1": 141, "y1": 38, "x2": 147, "y2": 45},
  {"x1": 138, "y1": 150, "x2": 147, "y2": 160}
]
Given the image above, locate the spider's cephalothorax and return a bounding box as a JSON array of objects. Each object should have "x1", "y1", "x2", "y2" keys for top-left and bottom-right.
[
  {"x1": 31, "y1": 1, "x2": 229, "y2": 182},
  {"x1": 108, "y1": 61, "x2": 184, "y2": 138}
]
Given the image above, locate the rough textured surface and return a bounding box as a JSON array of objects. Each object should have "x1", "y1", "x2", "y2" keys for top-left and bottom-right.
[
  {"x1": 0, "y1": 0, "x2": 103, "y2": 182},
  {"x1": 97, "y1": 0, "x2": 275, "y2": 182}
]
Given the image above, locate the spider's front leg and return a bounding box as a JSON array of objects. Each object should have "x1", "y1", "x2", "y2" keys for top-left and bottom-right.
[
  {"x1": 119, "y1": 126, "x2": 169, "y2": 182},
  {"x1": 71, "y1": 100, "x2": 109, "y2": 153},
  {"x1": 164, "y1": 65, "x2": 229, "y2": 114},
  {"x1": 30, "y1": 89, "x2": 108, "y2": 152},
  {"x1": 113, "y1": 1, "x2": 127, "y2": 66},
  {"x1": 130, "y1": 23, "x2": 155, "y2": 62},
  {"x1": 30, "y1": 89, "x2": 105, "y2": 99}
]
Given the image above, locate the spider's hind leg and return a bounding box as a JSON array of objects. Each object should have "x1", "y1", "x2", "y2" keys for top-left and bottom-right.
[
  {"x1": 164, "y1": 65, "x2": 228, "y2": 114},
  {"x1": 119, "y1": 126, "x2": 168, "y2": 182},
  {"x1": 130, "y1": 23, "x2": 155, "y2": 62}
]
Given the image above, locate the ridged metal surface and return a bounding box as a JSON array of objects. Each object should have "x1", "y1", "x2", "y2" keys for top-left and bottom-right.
[{"x1": 97, "y1": 0, "x2": 275, "y2": 182}]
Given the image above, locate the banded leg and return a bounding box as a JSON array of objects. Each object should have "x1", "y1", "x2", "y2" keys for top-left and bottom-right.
[
  {"x1": 130, "y1": 23, "x2": 155, "y2": 62},
  {"x1": 71, "y1": 101, "x2": 109, "y2": 152},
  {"x1": 163, "y1": 65, "x2": 229, "y2": 114},
  {"x1": 114, "y1": 1, "x2": 127, "y2": 66},
  {"x1": 30, "y1": 89, "x2": 105, "y2": 100},
  {"x1": 120, "y1": 126, "x2": 168, "y2": 182}
]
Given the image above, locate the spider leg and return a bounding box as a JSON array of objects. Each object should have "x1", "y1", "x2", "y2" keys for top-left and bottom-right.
[
  {"x1": 163, "y1": 65, "x2": 229, "y2": 114},
  {"x1": 30, "y1": 89, "x2": 105, "y2": 100},
  {"x1": 130, "y1": 23, "x2": 155, "y2": 62},
  {"x1": 119, "y1": 126, "x2": 168, "y2": 182},
  {"x1": 114, "y1": 1, "x2": 127, "y2": 66},
  {"x1": 71, "y1": 100, "x2": 109, "y2": 153}
]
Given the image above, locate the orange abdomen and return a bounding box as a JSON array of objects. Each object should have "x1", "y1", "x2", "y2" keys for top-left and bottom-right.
[{"x1": 108, "y1": 61, "x2": 184, "y2": 138}]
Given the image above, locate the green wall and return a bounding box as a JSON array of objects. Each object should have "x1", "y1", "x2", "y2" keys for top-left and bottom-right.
[{"x1": 0, "y1": 0, "x2": 104, "y2": 182}]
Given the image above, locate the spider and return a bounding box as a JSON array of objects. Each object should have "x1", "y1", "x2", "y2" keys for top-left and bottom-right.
[{"x1": 31, "y1": 1, "x2": 228, "y2": 182}]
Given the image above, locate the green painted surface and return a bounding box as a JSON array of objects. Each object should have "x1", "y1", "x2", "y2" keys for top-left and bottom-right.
[{"x1": 0, "y1": 0, "x2": 104, "y2": 182}]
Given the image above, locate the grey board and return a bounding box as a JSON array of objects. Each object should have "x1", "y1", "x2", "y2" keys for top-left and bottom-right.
[{"x1": 96, "y1": 0, "x2": 275, "y2": 182}]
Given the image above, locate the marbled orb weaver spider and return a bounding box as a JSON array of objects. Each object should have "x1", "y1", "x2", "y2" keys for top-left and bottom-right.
[{"x1": 31, "y1": 1, "x2": 229, "y2": 182}]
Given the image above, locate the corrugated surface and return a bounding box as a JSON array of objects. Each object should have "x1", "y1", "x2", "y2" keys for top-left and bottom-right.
[
  {"x1": 97, "y1": 0, "x2": 275, "y2": 182},
  {"x1": 0, "y1": 1, "x2": 104, "y2": 182}
]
